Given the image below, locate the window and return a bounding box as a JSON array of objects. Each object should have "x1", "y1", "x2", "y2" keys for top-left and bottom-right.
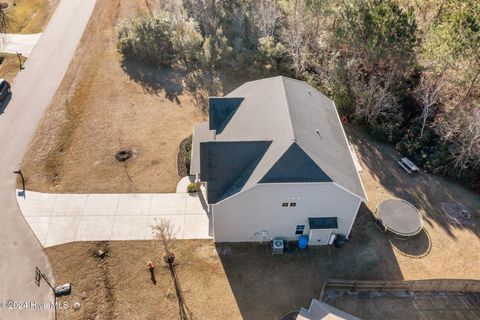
[
  {"x1": 282, "y1": 202, "x2": 289, "y2": 207},
  {"x1": 295, "y1": 225, "x2": 305, "y2": 235},
  {"x1": 290, "y1": 202, "x2": 296, "y2": 207},
  {"x1": 308, "y1": 217, "x2": 338, "y2": 229}
]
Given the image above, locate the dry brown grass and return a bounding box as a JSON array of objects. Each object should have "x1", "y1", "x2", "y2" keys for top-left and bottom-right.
[
  {"x1": 3, "y1": 0, "x2": 58, "y2": 33},
  {"x1": 45, "y1": 130, "x2": 480, "y2": 320},
  {"x1": 0, "y1": 53, "x2": 25, "y2": 83},
  {"x1": 347, "y1": 126, "x2": 480, "y2": 281},
  {"x1": 0, "y1": 0, "x2": 56, "y2": 82},
  {"x1": 47, "y1": 240, "x2": 242, "y2": 320},
  {"x1": 21, "y1": 0, "x2": 206, "y2": 193}
]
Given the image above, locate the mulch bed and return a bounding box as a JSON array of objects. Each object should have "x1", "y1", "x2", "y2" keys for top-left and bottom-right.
[{"x1": 177, "y1": 137, "x2": 191, "y2": 177}]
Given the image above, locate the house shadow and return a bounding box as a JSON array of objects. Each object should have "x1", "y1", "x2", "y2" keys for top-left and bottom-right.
[
  {"x1": 345, "y1": 125, "x2": 480, "y2": 239},
  {"x1": 215, "y1": 204, "x2": 404, "y2": 320},
  {"x1": 0, "y1": 93, "x2": 12, "y2": 114}
]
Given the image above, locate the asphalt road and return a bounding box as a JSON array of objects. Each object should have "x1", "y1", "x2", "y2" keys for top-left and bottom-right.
[{"x1": 0, "y1": 0, "x2": 96, "y2": 319}]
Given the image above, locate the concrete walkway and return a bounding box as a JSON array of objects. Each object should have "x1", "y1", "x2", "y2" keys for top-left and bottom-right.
[
  {"x1": 0, "y1": 0, "x2": 97, "y2": 319},
  {"x1": 17, "y1": 178, "x2": 212, "y2": 247},
  {"x1": 0, "y1": 33, "x2": 42, "y2": 57}
]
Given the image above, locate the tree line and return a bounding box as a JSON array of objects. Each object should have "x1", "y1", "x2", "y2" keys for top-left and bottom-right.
[{"x1": 118, "y1": 0, "x2": 480, "y2": 191}]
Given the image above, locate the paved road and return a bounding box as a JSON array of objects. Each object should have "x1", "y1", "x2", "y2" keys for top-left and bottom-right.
[
  {"x1": 0, "y1": 0, "x2": 96, "y2": 319},
  {"x1": 0, "y1": 33, "x2": 42, "y2": 57}
]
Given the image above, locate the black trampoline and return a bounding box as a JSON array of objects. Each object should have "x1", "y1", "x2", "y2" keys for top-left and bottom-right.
[{"x1": 375, "y1": 199, "x2": 423, "y2": 237}]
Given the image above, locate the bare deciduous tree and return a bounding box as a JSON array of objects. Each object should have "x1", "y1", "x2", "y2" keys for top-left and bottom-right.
[
  {"x1": 250, "y1": 0, "x2": 282, "y2": 38},
  {"x1": 351, "y1": 64, "x2": 399, "y2": 123},
  {"x1": 414, "y1": 71, "x2": 445, "y2": 137},
  {"x1": 151, "y1": 218, "x2": 194, "y2": 320},
  {"x1": 435, "y1": 106, "x2": 480, "y2": 174},
  {"x1": 151, "y1": 218, "x2": 177, "y2": 255},
  {"x1": 433, "y1": 64, "x2": 480, "y2": 173},
  {"x1": 281, "y1": 0, "x2": 310, "y2": 77}
]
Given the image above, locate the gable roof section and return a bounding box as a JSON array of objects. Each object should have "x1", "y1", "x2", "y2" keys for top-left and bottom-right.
[
  {"x1": 200, "y1": 140, "x2": 271, "y2": 204},
  {"x1": 208, "y1": 97, "x2": 244, "y2": 134},
  {"x1": 259, "y1": 142, "x2": 332, "y2": 183}
]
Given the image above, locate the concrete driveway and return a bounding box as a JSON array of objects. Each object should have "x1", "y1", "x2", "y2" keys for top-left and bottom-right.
[
  {"x1": 0, "y1": 0, "x2": 96, "y2": 319},
  {"x1": 17, "y1": 190, "x2": 212, "y2": 247},
  {"x1": 0, "y1": 33, "x2": 42, "y2": 57}
]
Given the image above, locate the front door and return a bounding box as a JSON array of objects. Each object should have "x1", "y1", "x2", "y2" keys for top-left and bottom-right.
[{"x1": 309, "y1": 229, "x2": 332, "y2": 245}]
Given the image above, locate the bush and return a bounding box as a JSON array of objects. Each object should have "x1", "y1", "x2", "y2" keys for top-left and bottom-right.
[
  {"x1": 117, "y1": 15, "x2": 203, "y2": 67},
  {"x1": 187, "y1": 183, "x2": 196, "y2": 193},
  {"x1": 184, "y1": 136, "x2": 192, "y2": 172},
  {"x1": 117, "y1": 15, "x2": 177, "y2": 66}
]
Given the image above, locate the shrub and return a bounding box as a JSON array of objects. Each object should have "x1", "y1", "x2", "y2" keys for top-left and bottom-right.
[
  {"x1": 117, "y1": 15, "x2": 177, "y2": 66},
  {"x1": 117, "y1": 15, "x2": 203, "y2": 67},
  {"x1": 184, "y1": 136, "x2": 192, "y2": 172},
  {"x1": 187, "y1": 183, "x2": 196, "y2": 193}
]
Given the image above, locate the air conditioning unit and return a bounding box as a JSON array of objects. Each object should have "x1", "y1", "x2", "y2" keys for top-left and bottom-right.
[{"x1": 272, "y1": 239, "x2": 284, "y2": 255}]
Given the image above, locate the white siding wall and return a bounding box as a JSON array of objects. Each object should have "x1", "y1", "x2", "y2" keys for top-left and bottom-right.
[{"x1": 212, "y1": 183, "x2": 362, "y2": 243}]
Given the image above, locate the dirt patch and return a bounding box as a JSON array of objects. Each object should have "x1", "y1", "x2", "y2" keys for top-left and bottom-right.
[
  {"x1": 441, "y1": 202, "x2": 474, "y2": 226},
  {"x1": 20, "y1": 0, "x2": 206, "y2": 193},
  {"x1": 115, "y1": 148, "x2": 134, "y2": 162}
]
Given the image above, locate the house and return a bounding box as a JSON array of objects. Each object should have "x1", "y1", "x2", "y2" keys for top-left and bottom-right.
[
  {"x1": 190, "y1": 76, "x2": 366, "y2": 245},
  {"x1": 297, "y1": 299, "x2": 360, "y2": 320}
]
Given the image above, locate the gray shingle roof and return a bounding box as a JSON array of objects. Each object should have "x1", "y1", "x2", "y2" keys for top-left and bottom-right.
[
  {"x1": 259, "y1": 142, "x2": 332, "y2": 183},
  {"x1": 209, "y1": 97, "x2": 244, "y2": 134},
  {"x1": 199, "y1": 76, "x2": 366, "y2": 203},
  {"x1": 200, "y1": 140, "x2": 271, "y2": 203}
]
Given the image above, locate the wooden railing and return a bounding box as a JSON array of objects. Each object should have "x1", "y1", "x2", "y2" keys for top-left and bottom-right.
[{"x1": 320, "y1": 279, "x2": 480, "y2": 299}]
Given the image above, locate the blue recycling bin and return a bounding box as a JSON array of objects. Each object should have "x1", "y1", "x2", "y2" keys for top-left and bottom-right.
[{"x1": 298, "y1": 235, "x2": 309, "y2": 249}]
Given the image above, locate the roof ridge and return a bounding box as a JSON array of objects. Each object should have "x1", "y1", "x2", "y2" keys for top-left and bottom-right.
[{"x1": 279, "y1": 77, "x2": 296, "y2": 142}]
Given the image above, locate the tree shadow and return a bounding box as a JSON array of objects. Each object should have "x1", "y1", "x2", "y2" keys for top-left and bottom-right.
[
  {"x1": 120, "y1": 59, "x2": 185, "y2": 104},
  {"x1": 120, "y1": 58, "x2": 226, "y2": 112},
  {"x1": 215, "y1": 205, "x2": 404, "y2": 320},
  {"x1": 120, "y1": 58, "x2": 273, "y2": 112},
  {"x1": 149, "y1": 268, "x2": 157, "y2": 285},
  {"x1": 345, "y1": 125, "x2": 480, "y2": 239}
]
